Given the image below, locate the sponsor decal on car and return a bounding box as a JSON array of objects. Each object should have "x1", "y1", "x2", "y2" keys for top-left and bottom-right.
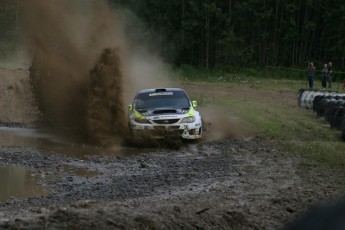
[{"x1": 149, "y1": 92, "x2": 173, "y2": 96}]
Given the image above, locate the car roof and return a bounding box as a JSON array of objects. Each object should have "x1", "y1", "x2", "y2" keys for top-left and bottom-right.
[{"x1": 137, "y1": 88, "x2": 185, "y2": 94}]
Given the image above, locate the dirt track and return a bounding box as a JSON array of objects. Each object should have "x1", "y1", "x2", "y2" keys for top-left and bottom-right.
[{"x1": 1, "y1": 69, "x2": 345, "y2": 229}]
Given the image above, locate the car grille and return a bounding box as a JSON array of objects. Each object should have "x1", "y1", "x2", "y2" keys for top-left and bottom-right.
[
  {"x1": 153, "y1": 126, "x2": 180, "y2": 130},
  {"x1": 153, "y1": 110, "x2": 177, "y2": 114},
  {"x1": 152, "y1": 119, "x2": 179, "y2": 124},
  {"x1": 153, "y1": 126, "x2": 183, "y2": 135}
]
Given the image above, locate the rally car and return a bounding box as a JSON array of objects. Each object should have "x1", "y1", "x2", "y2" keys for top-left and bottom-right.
[{"x1": 128, "y1": 88, "x2": 202, "y2": 139}]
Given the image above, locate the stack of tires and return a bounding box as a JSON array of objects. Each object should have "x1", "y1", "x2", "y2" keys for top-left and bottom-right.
[{"x1": 298, "y1": 89, "x2": 345, "y2": 141}]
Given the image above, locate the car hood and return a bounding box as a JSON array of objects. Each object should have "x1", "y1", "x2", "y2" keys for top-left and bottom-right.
[{"x1": 136, "y1": 107, "x2": 190, "y2": 116}]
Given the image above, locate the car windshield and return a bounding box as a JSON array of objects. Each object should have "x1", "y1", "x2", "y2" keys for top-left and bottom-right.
[{"x1": 134, "y1": 91, "x2": 190, "y2": 110}]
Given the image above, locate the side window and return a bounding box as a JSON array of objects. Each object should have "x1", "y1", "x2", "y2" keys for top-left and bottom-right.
[{"x1": 134, "y1": 98, "x2": 145, "y2": 109}]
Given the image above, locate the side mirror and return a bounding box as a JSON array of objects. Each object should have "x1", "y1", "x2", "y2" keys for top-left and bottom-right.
[
  {"x1": 128, "y1": 104, "x2": 133, "y2": 111},
  {"x1": 192, "y1": 101, "x2": 197, "y2": 108}
]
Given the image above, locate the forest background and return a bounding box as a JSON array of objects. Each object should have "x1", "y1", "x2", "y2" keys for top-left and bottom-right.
[{"x1": 1, "y1": 0, "x2": 345, "y2": 81}]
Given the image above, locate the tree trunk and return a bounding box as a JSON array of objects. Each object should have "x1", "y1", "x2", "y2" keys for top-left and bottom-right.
[
  {"x1": 228, "y1": 0, "x2": 232, "y2": 22},
  {"x1": 274, "y1": 0, "x2": 279, "y2": 65},
  {"x1": 205, "y1": 7, "x2": 210, "y2": 69}
]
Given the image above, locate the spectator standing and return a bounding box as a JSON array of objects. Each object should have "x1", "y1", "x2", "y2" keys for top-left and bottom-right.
[
  {"x1": 321, "y1": 64, "x2": 328, "y2": 89},
  {"x1": 307, "y1": 62, "x2": 315, "y2": 90},
  {"x1": 327, "y1": 61, "x2": 332, "y2": 89}
]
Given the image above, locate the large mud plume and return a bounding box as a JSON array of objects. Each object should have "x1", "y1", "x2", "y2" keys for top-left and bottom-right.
[
  {"x1": 19, "y1": 0, "x2": 128, "y2": 145},
  {"x1": 87, "y1": 48, "x2": 127, "y2": 145}
]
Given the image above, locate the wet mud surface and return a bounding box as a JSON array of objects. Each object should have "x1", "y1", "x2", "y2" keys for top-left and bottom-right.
[
  {"x1": 1, "y1": 135, "x2": 345, "y2": 229},
  {"x1": 1, "y1": 69, "x2": 345, "y2": 229}
]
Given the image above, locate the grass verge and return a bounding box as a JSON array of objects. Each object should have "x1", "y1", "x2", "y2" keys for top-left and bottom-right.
[{"x1": 180, "y1": 76, "x2": 345, "y2": 168}]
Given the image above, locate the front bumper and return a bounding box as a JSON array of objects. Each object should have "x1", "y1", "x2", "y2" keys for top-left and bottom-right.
[{"x1": 129, "y1": 122, "x2": 202, "y2": 139}]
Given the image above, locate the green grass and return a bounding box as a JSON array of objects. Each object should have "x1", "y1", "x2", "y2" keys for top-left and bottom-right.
[
  {"x1": 170, "y1": 65, "x2": 345, "y2": 93},
  {"x1": 226, "y1": 95, "x2": 345, "y2": 167},
  {"x1": 174, "y1": 68, "x2": 345, "y2": 168},
  {"x1": 229, "y1": 92, "x2": 345, "y2": 167},
  {"x1": 284, "y1": 141, "x2": 345, "y2": 167},
  {"x1": 171, "y1": 64, "x2": 309, "y2": 81},
  {"x1": 214, "y1": 91, "x2": 338, "y2": 140}
]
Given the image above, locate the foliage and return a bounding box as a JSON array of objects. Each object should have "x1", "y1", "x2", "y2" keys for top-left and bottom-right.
[
  {"x1": 1, "y1": 1, "x2": 345, "y2": 71},
  {"x1": 0, "y1": 1, "x2": 17, "y2": 58},
  {"x1": 112, "y1": 0, "x2": 345, "y2": 69}
]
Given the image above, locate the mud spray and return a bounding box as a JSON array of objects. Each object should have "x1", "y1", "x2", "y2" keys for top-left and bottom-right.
[
  {"x1": 87, "y1": 48, "x2": 127, "y2": 145},
  {"x1": 19, "y1": 0, "x2": 129, "y2": 146},
  {"x1": 17, "y1": 0, "x2": 244, "y2": 148},
  {"x1": 18, "y1": 0, "x2": 175, "y2": 147},
  {"x1": 200, "y1": 104, "x2": 251, "y2": 141}
]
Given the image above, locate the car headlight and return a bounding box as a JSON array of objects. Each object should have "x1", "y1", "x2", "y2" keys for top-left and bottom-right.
[
  {"x1": 181, "y1": 116, "x2": 196, "y2": 123},
  {"x1": 134, "y1": 117, "x2": 151, "y2": 124}
]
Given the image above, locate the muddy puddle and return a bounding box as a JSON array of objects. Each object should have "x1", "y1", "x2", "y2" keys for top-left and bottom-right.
[
  {"x1": 0, "y1": 165, "x2": 46, "y2": 202},
  {"x1": 0, "y1": 126, "x2": 146, "y2": 158},
  {"x1": 63, "y1": 165, "x2": 99, "y2": 177}
]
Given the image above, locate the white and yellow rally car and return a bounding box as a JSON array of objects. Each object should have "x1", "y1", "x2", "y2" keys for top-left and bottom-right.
[{"x1": 128, "y1": 88, "x2": 202, "y2": 139}]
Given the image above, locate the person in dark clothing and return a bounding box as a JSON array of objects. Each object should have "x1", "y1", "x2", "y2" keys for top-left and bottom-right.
[
  {"x1": 327, "y1": 61, "x2": 332, "y2": 89},
  {"x1": 307, "y1": 62, "x2": 315, "y2": 90},
  {"x1": 321, "y1": 63, "x2": 327, "y2": 89}
]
